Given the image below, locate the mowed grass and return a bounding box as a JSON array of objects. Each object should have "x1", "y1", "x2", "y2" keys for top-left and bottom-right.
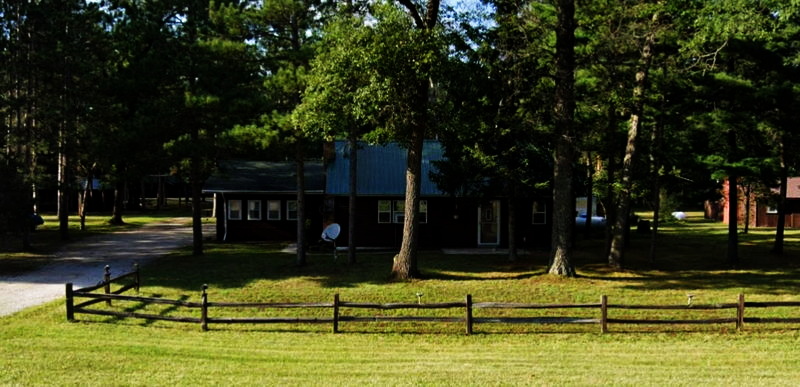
[{"x1": 2, "y1": 211, "x2": 800, "y2": 385}]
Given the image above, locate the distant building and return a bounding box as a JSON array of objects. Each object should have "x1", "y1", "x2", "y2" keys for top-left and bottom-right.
[{"x1": 714, "y1": 178, "x2": 800, "y2": 228}]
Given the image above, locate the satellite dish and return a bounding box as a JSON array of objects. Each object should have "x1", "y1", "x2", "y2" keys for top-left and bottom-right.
[{"x1": 321, "y1": 223, "x2": 341, "y2": 242}]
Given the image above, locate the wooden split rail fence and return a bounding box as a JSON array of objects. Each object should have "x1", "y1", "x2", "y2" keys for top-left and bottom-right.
[{"x1": 66, "y1": 266, "x2": 800, "y2": 334}]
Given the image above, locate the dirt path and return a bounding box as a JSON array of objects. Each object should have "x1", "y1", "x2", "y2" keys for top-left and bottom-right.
[{"x1": 0, "y1": 218, "x2": 201, "y2": 317}]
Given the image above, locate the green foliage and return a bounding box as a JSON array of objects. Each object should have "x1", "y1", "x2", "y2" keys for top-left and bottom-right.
[
  {"x1": 295, "y1": 14, "x2": 376, "y2": 141},
  {"x1": 432, "y1": 0, "x2": 555, "y2": 199}
]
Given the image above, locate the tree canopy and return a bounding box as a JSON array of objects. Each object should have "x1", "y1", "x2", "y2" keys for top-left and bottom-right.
[{"x1": 2, "y1": 0, "x2": 798, "y2": 274}]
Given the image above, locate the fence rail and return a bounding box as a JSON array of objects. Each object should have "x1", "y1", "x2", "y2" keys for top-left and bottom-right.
[{"x1": 66, "y1": 267, "x2": 800, "y2": 334}]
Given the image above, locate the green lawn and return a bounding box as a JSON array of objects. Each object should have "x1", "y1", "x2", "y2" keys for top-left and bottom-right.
[{"x1": 3, "y1": 212, "x2": 800, "y2": 385}]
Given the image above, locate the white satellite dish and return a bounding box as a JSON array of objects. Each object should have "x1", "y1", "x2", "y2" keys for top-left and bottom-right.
[{"x1": 321, "y1": 223, "x2": 341, "y2": 242}]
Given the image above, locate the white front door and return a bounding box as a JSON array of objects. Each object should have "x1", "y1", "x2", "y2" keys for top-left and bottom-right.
[{"x1": 478, "y1": 200, "x2": 500, "y2": 245}]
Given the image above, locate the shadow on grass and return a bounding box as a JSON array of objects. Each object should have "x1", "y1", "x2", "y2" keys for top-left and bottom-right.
[
  {"x1": 141, "y1": 241, "x2": 560, "y2": 292},
  {"x1": 135, "y1": 215, "x2": 800, "y2": 299},
  {"x1": 578, "y1": 269, "x2": 800, "y2": 295}
]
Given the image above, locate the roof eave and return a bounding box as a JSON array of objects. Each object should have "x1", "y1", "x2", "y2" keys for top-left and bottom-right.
[{"x1": 202, "y1": 190, "x2": 325, "y2": 194}]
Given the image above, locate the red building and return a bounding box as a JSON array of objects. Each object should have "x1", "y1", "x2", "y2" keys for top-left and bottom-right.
[{"x1": 715, "y1": 178, "x2": 800, "y2": 228}]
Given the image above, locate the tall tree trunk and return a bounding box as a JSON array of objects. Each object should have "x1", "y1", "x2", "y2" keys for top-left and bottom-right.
[
  {"x1": 650, "y1": 176, "x2": 661, "y2": 263},
  {"x1": 296, "y1": 142, "x2": 307, "y2": 266},
  {"x1": 726, "y1": 130, "x2": 739, "y2": 265},
  {"x1": 508, "y1": 193, "x2": 518, "y2": 262},
  {"x1": 604, "y1": 156, "x2": 617, "y2": 258},
  {"x1": 189, "y1": 123, "x2": 203, "y2": 257},
  {"x1": 772, "y1": 139, "x2": 787, "y2": 255},
  {"x1": 390, "y1": 0, "x2": 440, "y2": 280},
  {"x1": 79, "y1": 169, "x2": 92, "y2": 231},
  {"x1": 584, "y1": 152, "x2": 593, "y2": 239},
  {"x1": 348, "y1": 135, "x2": 357, "y2": 264},
  {"x1": 649, "y1": 77, "x2": 665, "y2": 262},
  {"x1": 111, "y1": 179, "x2": 125, "y2": 225},
  {"x1": 608, "y1": 14, "x2": 656, "y2": 269},
  {"x1": 549, "y1": 0, "x2": 577, "y2": 277},
  {"x1": 57, "y1": 134, "x2": 70, "y2": 241},
  {"x1": 392, "y1": 127, "x2": 423, "y2": 279},
  {"x1": 190, "y1": 153, "x2": 204, "y2": 256}
]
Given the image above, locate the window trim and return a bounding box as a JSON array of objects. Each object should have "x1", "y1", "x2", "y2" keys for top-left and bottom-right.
[
  {"x1": 247, "y1": 200, "x2": 262, "y2": 221},
  {"x1": 532, "y1": 201, "x2": 547, "y2": 225},
  {"x1": 228, "y1": 200, "x2": 242, "y2": 220},
  {"x1": 378, "y1": 200, "x2": 392, "y2": 224},
  {"x1": 377, "y1": 199, "x2": 427, "y2": 224},
  {"x1": 287, "y1": 200, "x2": 298, "y2": 220},
  {"x1": 267, "y1": 200, "x2": 281, "y2": 220},
  {"x1": 393, "y1": 200, "x2": 405, "y2": 224}
]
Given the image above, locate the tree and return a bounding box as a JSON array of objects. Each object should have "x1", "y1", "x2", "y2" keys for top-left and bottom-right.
[
  {"x1": 683, "y1": 0, "x2": 800, "y2": 264},
  {"x1": 607, "y1": 3, "x2": 662, "y2": 269},
  {"x1": 1, "y1": 0, "x2": 110, "y2": 241},
  {"x1": 100, "y1": 0, "x2": 181, "y2": 226},
  {"x1": 386, "y1": 0, "x2": 443, "y2": 279},
  {"x1": 548, "y1": 0, "x2": 577, "y2": 276},
  {"x1": 243, "y1": 0, "x2": 332, "y2": 265},
  {"x1": 308, "y1": 1, "x2": 448, "y2": 279},
  {"x1": 297, "y1": 12, "x2": 377, "y2": 265},
  {"x1": 162, "y1": 0, "x2": 263, "y2": 256},
  {"x1": 434, "y1": 0, "x2": 555, "y2": 262}
]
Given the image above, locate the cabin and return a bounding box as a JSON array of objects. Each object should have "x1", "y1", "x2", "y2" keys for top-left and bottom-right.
[{"x1": 203, "y1": 141, "x2": 552, "y2": 249}]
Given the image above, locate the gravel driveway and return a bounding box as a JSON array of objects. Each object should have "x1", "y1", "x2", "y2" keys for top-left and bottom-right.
[{"x1": 0, "y1": 218, "x2": 201, "y2": 317}]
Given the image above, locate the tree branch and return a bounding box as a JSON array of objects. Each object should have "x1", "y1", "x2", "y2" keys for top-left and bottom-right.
[
  {"x1": 424, "y1": 0, "x2": 440, "y2": 29},
  {"x1": 396, "y1": 0, "x2": 425, "y2": 29}
]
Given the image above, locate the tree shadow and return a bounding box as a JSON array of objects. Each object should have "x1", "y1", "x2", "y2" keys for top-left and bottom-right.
[
  {"x1": 141, "y1": 242, "x2": 555, "y2": 292},
  {"x1": 135, "y1": 214, "x2": 800, "y2": 300}
]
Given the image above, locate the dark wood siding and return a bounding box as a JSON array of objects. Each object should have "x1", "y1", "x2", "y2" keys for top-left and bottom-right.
[
  {"x1": 327, "y1": 196, "x2": 552, "y2": 249},
  {"x1": 756, "y1": 200, "x2": 800, "y2": 228},
  {"x1": 214, "y1": 194, "x2": 324, "y2": 242}
]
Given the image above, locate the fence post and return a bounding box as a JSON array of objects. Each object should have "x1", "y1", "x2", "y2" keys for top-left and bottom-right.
[
  {"x1": 201, "y1": 284, "x2": 209, "y2": 332},
  {"x1": 103, "y1": 265, "x2": 112, "y2": 306},
  {"x1": 333, "y1": 293, "x2": 340, "y2": 334},
  {"x1": 465, "y1": 294, "x2": 473, "y2": 335},
  {"x1": 66, "y1": 283, "x2": 75, "y2": 321},
  {"x1": 600, "y1": 295, "x2": 608, "y2": 334},
  {"x1": 737, "y1": 293, "x2": 745, "y2": 331},
  {"x1": 133, "y1": 263, "x2": 140, "y2": 293}
]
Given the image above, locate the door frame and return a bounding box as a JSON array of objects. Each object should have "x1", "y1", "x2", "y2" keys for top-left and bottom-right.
[{"x1": 477, "y1": 200, "x2": 501, "y2": 246}]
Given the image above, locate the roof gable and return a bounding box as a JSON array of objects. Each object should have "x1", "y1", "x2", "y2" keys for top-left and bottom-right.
[{"x1": 326, "y1": 141, "x2": 445, "y2": 196}]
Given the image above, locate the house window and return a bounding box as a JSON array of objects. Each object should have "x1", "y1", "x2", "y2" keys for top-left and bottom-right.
[
  {"x1": 532, "y1": 201, "x2": 547, "y2": 224},
  {"x1": 378, "y1": 199, "x2": 427, "y2": 224},
  {"x1": 248, "y1": 200, "x2": 261, "y2": 220},
  {"x1": 287, "y1": 200, "x2": 298, "y2": 220},
  {"x1": 767, "y1": 205, "x2": 778, "y2": 214},
  {"x1": 267, "y1": 200, "x2": 281, "y2": 220},
  {"x1": 393, "y1": 200, "x2": 405, "y2": 223},
  {"x1": 378, "y1": 200, "x2": 392, "y2": 223},
  {"x1": 228, "y1": 200, "x2": 242, "y2": 220}
]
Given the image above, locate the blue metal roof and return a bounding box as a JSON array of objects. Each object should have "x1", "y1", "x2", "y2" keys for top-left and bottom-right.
[{"x1": 326, "y1": 141, "x2": 446, "y2": 196}]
